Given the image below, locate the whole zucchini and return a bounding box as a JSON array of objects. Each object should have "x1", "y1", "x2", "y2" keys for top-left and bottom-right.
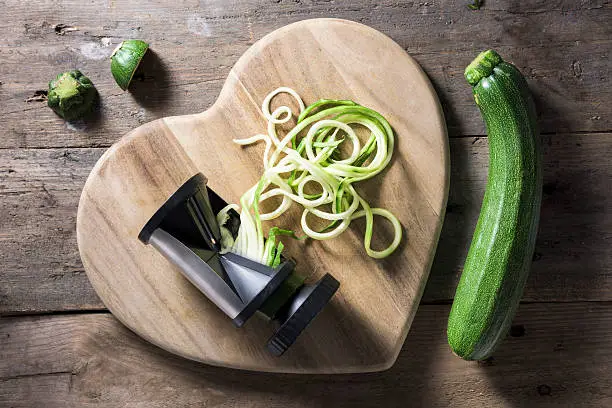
[{"x1": 447, "y1": 50, "x2": 542, "y2": 360}]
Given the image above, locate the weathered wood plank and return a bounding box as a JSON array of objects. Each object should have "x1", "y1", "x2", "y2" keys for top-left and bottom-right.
[
  {"x1": 0, "y1": 0, "x2": 610, "y2": 148},
  {"x1": 0, "y1": 148, "x2": 104, "y2": 313},
  {"x1": 1, "y1": 133, "x2": 610, "y2": 313},
  {"x1": 2, "y1": 303, "x2": 611, "y2": 407}
]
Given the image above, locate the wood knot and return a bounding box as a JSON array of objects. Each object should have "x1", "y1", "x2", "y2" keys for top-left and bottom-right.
[
  {"x1": 571, "y1": 61, "x2": 582, "y2": 78},
  {"x1": 54, "y1": 24, "x2": 78, "y2": 35},
  {"x1": 537, "y1": 384, "x2": 551, "y2": 396},
  {"x1": 25, "y1": 90, "x2": 48, "y2": 103}
]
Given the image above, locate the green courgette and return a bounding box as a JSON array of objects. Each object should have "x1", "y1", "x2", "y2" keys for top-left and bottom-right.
[
  {"x1": 110, "y1": 40, "x2": 149, "y2": 91},
  {"x1": 447, "y1": 50, "x2": 542, "y2": 360},
  {"x1": 47, "y1": 70, "x2": 97, "y2": 120}
]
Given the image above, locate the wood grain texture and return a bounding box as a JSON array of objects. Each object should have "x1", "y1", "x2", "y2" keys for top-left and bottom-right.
[
  {"x1": 0, "y1": 0, "x2": 610, "y2": 148},
  {"x1": 2, "y1": 133, "x2": 612, "y2": 314},
  {"x1": 2, "y1": 303, "x2": 611, "y2": 407},
  {"x1": 78, "y1": 119, "x2": 199, "y2": 240},
  {"x1": 76, "y1": 19, "x2": 448, "y2": 373}
]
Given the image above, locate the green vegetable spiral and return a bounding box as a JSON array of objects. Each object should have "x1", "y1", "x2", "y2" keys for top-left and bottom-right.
[{"x1": 217, "y1": 88, "x2": 402, "y2": 265}]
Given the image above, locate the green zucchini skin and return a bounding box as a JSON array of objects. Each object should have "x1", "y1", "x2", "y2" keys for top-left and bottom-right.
[{"x1": 447, "y1": 50, "x2": 542, "y2": 360}]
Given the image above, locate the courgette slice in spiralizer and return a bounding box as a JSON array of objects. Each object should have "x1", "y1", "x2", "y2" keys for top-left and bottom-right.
[{"x1": 447, "y1": 50, "x2": 542, "y2": 360}]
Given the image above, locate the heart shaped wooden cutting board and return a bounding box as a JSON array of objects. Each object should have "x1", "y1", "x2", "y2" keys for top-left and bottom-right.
[{"x1": 77, "y1": 18, "x2": 449, "y2": 373}]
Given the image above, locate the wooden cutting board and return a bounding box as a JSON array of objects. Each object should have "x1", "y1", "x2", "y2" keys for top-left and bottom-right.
[{"x1": 77, "y1": 18, "x2": 449, "y2": 373}]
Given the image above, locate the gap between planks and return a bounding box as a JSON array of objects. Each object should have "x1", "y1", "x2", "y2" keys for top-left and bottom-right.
[
  {"x1": 0, "y1": 129, "x2": 612, "y2": 150},
  {"x1": 4, "y1": 300, "x2": 612, "y2": 319},
  {"x1": 2, "y1": 130, "x2": 612, "y2": 151}
]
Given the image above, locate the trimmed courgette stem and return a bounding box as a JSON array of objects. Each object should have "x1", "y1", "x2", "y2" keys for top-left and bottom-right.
[{"x1": 447, "y1": 50, "x2": 542, "y2": 360}]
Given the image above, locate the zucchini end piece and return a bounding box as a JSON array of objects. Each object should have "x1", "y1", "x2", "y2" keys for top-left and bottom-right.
[{"x1": 465, "y1": 49, "x2": 503, "y2": 86}]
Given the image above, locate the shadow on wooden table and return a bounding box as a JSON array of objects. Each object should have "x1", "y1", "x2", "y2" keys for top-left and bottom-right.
[
  {"x1": 128, "y1": 49, "x2": 172, "y2": 114},
  {"x1": 476, "y1": 301, "x2": 612, "y2": 407},
  {"x1": 72, "y1": 307, "x2": 447, "y2": 407}
]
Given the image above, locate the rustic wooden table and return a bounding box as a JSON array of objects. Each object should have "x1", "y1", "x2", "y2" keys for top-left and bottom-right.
[{"x1": 1, "y1": 1, "x2": 610, "y2": 406}]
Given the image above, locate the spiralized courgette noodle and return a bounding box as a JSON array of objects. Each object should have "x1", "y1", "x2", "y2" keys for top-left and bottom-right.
[{"x1": 217, "y1": 87, "x2": 402, "y2": 266}]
